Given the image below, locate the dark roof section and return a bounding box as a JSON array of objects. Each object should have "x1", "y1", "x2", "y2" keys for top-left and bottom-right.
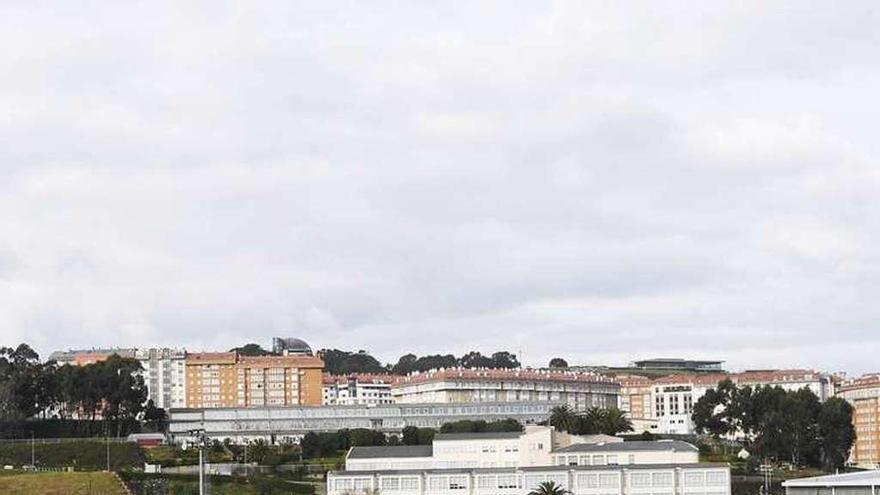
[
  {"x1": 347, "y1": 445, "x2": 433, "y2": 459},
  {"x1": 553, "y1": 440, "x2": 698, "y2": 454},
  {"x1": 433, "y1": 432, "x2": 522, "y2": 441}
]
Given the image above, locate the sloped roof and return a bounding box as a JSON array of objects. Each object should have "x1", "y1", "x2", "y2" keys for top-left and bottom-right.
[
  {"x1": 347, "y1": 445, "x2": 433, "y2": 459},
  {"x1": 433, "y1": 431, "x2": 522, "y2": 441},
  {"x1": 553, "y1": 440, "x2": 698, "y2": 454},
  {"x1": 782, "y1": 470, "x2": 880, "y2": 487}
]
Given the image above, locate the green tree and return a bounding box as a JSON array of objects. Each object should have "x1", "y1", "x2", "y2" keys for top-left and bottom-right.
[
  {"x1": 817, "y1": 397, "x2": 855, "y2": 471},
  {"x1": 548, "y1": 358, "x2": 568, "y2": 368},
  {"x1": 549, "y1": 405, "x2": 578, "y2": 433},
  {"x1": 528, "y1": 481, "x2": 570, "y2": 495},
  {"x1": 230, "y1": 343, "x2": 274, "y2": 356}
]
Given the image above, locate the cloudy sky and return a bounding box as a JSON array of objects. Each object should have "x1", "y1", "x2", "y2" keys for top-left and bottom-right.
[{"x1": 2, "y1": 2, "x2": 879, "y2": 374}]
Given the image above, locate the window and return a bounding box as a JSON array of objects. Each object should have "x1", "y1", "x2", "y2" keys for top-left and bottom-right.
[
  {"x1": 631, "y1": 473, "x2": 651, "y2": 488},
  {"x1": 568, "y1": 455, "x2": 579, "y2": 466},
  {"x1": 652, "y1": 473, "x2": 673, "y2": 487},
  {"x1": 576, "y1": 474, "x2": 598, "y2": 489},
  {"x1": 606, "y1": 455, "x2": 618, "y2": 465},
  {"x1": 498, "y1": 475, "x2": 518, "y2": 489},
  {"x1": 599, "y1": 474, "x2": 619, "y2": 489},
  {"x1": 401, "y1": 478, "x2": 419, "y2": 490},
  {"x1": 449, "y1": 476, "x2": 468, "y2": 490},
  {"x1": 380, "y1": 478, "x2": 400, "y2": 491},
  {"x1": 428, "y1": 477, "x2": 445, "y2": 491},
  {"x1": 684, "y1": 472, "x2": 705, "y2": 487},
  {"x1": 579, "y1": 455, "x2": 591, "y2": 465},
  {"x1": 477, "y1": 476, "x2": 494, "y2": 489},
  {"x1": 592, "y1": 455, "x2": 605, "y2": 465},
  {"x1": 706, "y1": 472, "x2": 726, "y2": 486}
]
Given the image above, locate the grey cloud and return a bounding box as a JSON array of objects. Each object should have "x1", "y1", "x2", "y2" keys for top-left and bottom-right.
[{"x1": 1, "y1": 1, "x2": 879, "y2": 374}]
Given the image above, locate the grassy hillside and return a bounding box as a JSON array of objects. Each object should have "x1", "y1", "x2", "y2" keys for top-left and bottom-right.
[
  {"x1": 0, "y1": 471, "x2": 126, "y2": 495},
  {"x1": 0, "y1": 441, "x2": 145, "y2": 470}
]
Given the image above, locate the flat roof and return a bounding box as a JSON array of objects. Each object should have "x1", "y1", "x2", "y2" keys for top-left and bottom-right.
[
  {"x1": 553, "y1": 440, "x2": 698, "y2": 454},
  {"x1": 434, "y1": 432, "x2": 523, "y2": 441},
  {"x1": 348, "y1": 445, "x2": 433, "y2": 459},
  {"x1": 782, "y1": 470, "x2": 880, "y2": 487}
]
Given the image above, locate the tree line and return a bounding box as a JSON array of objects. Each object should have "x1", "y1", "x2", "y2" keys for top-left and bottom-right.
[
  {"x1": 548, "y1": 404, "x2": 634, "y2": 435},
  {"x1": 692, "y1": 379, "x2": 855, "y2": 471},
  {"x1": 300, "y1": 419, "x2": 523, "y2": 458},
  {"x1": 232, "y1": 344, "x2": 524, "y2": 376},
  {"x1": 0, "y1": 344, "x2": 165, "y2": 437}
]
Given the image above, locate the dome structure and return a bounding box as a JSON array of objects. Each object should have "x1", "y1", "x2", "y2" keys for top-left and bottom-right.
[{"x1": 272, "y1": 337, "x2": 313, "y2": 356}]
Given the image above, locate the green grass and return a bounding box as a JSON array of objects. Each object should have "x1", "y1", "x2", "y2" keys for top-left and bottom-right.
[
  {"x1": 0, "y1": 471, "x2": 125, "y2": 495},
  {"x1": 120, "y1": 471, "x2": 316, "y2": 495},
  {"x1": 0, "y1": 442, "x2": 145, "y2": 471}
]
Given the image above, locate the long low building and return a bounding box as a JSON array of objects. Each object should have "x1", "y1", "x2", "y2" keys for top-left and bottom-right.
[
  {"x1": 169, "y1": 401, "x2": 560, "y2": 443},
  {"x1": 327, "y1": 464, "x2": 731, "y2": 495},
  {"x1": 783, "y1": 470, "x2": 880, "y2": 495}
]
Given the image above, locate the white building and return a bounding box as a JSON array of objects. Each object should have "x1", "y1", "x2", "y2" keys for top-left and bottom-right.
[
  {"x1": 169, "y1": 401, "x2": 561, "y2": 443},
  {"x1": 783, "y1": 470, "x2": 880, "y2": 495},
  {"x1": 327, "y1": 463, "x2": 730, "y2": 495},
  {"x1": 649, "y1": 370, "x2": 836, "y2": 435},
  {"x1": 344, "y1": 426, "x2": 698, "y2": 473},
  {"x1": 324, "y1": 374, "x2": 395, "y2": 406},
  {"x1": 135, "y1": 348, "x2": 187, "y2": 410},
  {"x1": 393, "y1": 368, "x2": 619, "y2": 410}
]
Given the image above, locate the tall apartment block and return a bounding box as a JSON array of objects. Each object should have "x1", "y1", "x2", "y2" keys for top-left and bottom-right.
[
  {"x1": 135, "y1": 348, "x2": 187, "y2": 410},
  {"x1": 837, "y1": 374, "x2": 880, "y2": 469},
  {"x1": 185, "y1": 352, "x2": 324, "y2": 408}
]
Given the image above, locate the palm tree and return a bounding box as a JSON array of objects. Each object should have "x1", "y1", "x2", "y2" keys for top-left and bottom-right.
[
  {"x1": 591, "y1": 407, "x2": 633, "y2": 435},
  {"x1": 529, "y1": 481, "x2": 570, "y2": 495},
  {"x1": 549, "y1": 405, "x2": 577, "y2": 433}
]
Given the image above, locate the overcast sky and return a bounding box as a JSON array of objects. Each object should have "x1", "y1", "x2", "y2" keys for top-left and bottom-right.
[{"x1": 2, "y1": 2, "x2": 879, "y2": 375}]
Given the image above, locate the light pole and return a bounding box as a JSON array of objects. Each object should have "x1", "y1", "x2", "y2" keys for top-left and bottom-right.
[
  {"x1": 187, "y1": 429, "x2": 208, "y2": 495},
  {"x1": 30, "y1": 432, "x2": 34, "y2": 468}
]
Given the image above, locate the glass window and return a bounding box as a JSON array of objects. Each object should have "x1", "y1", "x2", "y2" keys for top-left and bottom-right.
[
  {"x1": 577, "y1": 474, "x2": 598, "y2": 489},
  {"x1": 401, "y1": 478, "x2": 419, "y2": 490},
  {"x1": 498, "y1": 475, "x2": 519, "y2": 489},
  {"x1": 380, "y1": 478, "x2": 400, "y2": 491},
  {"x1": 684, "y1": 472, "x2": 705, "y2": 487},
  {"x1": 599, "y1": 474, "x2": 619, "y2": 489},
  {"x1": 652, "y1": 473, "x2": 673, "y2": 487},
  {"x1": 631, "y1": 473, "x2": 651, "y2": 488}
]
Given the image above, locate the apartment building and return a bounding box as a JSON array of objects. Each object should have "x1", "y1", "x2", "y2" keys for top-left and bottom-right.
[
  {"x1": 323, "y1": 374, "x2": 395, "y2": 406},
  {"x1": 135, "y1": 348, "x2": 187, "y2": 410},
  {"x1": 617, "y1": 375, "x2": 653, "y2": 420},
  {"x1": 184, "y1": 352, "x2": 323, "y2": 408},
  {"x1": 645, "y1": 369, "x2": 836, "y2": 434},
  {"x1": 837, "y1": 374, "x2": 880, "y2": 469},
  {"x1": 392, "y1": 368, "x2": 619, "y2": 410}
]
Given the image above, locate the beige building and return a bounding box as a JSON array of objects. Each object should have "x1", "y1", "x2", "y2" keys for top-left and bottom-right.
[
  {"x1": 837, "y1": 374, "x2": 880, "y2": 469},
  {"x1": 185, "y1": 352, "x2": 324, "y2": 408},
  {"x1": 392, "y1": 368, "x2": 619, "y2": 410}
]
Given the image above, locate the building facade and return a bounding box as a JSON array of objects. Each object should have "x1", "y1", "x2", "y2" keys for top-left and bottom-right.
[
  {"x1": 324, "y1": 374, "x2": 395, "y2": 406},
  {"x1": 168, "y1": 401, "x2": 561, "y2": 443},
  {"x1": 135, "y1": 348, "x2": 187, "y2": 410},
  {"x1": 327, "y1": 464, "x2": 731, "y2": 495},
  {"x1": 783, "y1": 470, "x2": 880, "y2": 495},
  {"x1": 392, "y1": 369, "x2": 619, "y2": 411},
  {"x1": 344, "y1": 427, "x2": 698, "y2": 473},
  {"x1": 184, "y1": 352, "x2": 324, "y2": 408},
  {"x1": 837, "y1": 374, "x2": 880, "y2": 469},
  {"x1": 646, "y1": 370, "x2": 837, "y2": 434}
]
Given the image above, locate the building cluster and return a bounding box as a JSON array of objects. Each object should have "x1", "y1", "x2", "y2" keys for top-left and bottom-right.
[
  {"x1": 48, "y1": 342, "x2": 880, "y2": 470},
  {"x1": 328, "y1": 425, "x2": 730, "y2": 495},
  {"x1": 616, "y1": 369, "x2": 837, "y2": 436}
]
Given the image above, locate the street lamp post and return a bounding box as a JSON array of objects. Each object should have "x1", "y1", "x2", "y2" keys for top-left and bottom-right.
[{"x1": 187, "y1": 429, "x2": 208, "y2": 495}]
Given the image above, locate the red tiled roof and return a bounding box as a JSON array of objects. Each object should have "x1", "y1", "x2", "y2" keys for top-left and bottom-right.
[
  {"x1": 394, "y1": 367, "x2": 617, "y2": 386},
  {"x1": 238, "y1": 355, "x2": 324, "y2": 367},
  {"x1": 186, "y1": 352, "x2": 237, "y2": 364},
  {"x1": 322, "y1": 373, "x2": 398, "y2": 385}
]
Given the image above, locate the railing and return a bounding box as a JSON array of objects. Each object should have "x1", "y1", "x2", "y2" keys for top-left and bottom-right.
[{"x1": 0, "y1": 437, "x2": 130, "y2": 444}]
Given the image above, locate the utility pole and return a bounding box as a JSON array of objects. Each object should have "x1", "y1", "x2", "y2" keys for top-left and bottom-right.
[
  {"x1": 106, "y1": 428, "x2": 110, "y2": 472},
  {"x1": 188, "y1": 428, "x2": 207, "y2": 495},
  {"x1": 30, "y1": 432, "x2": 34, "y2": 467}
]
